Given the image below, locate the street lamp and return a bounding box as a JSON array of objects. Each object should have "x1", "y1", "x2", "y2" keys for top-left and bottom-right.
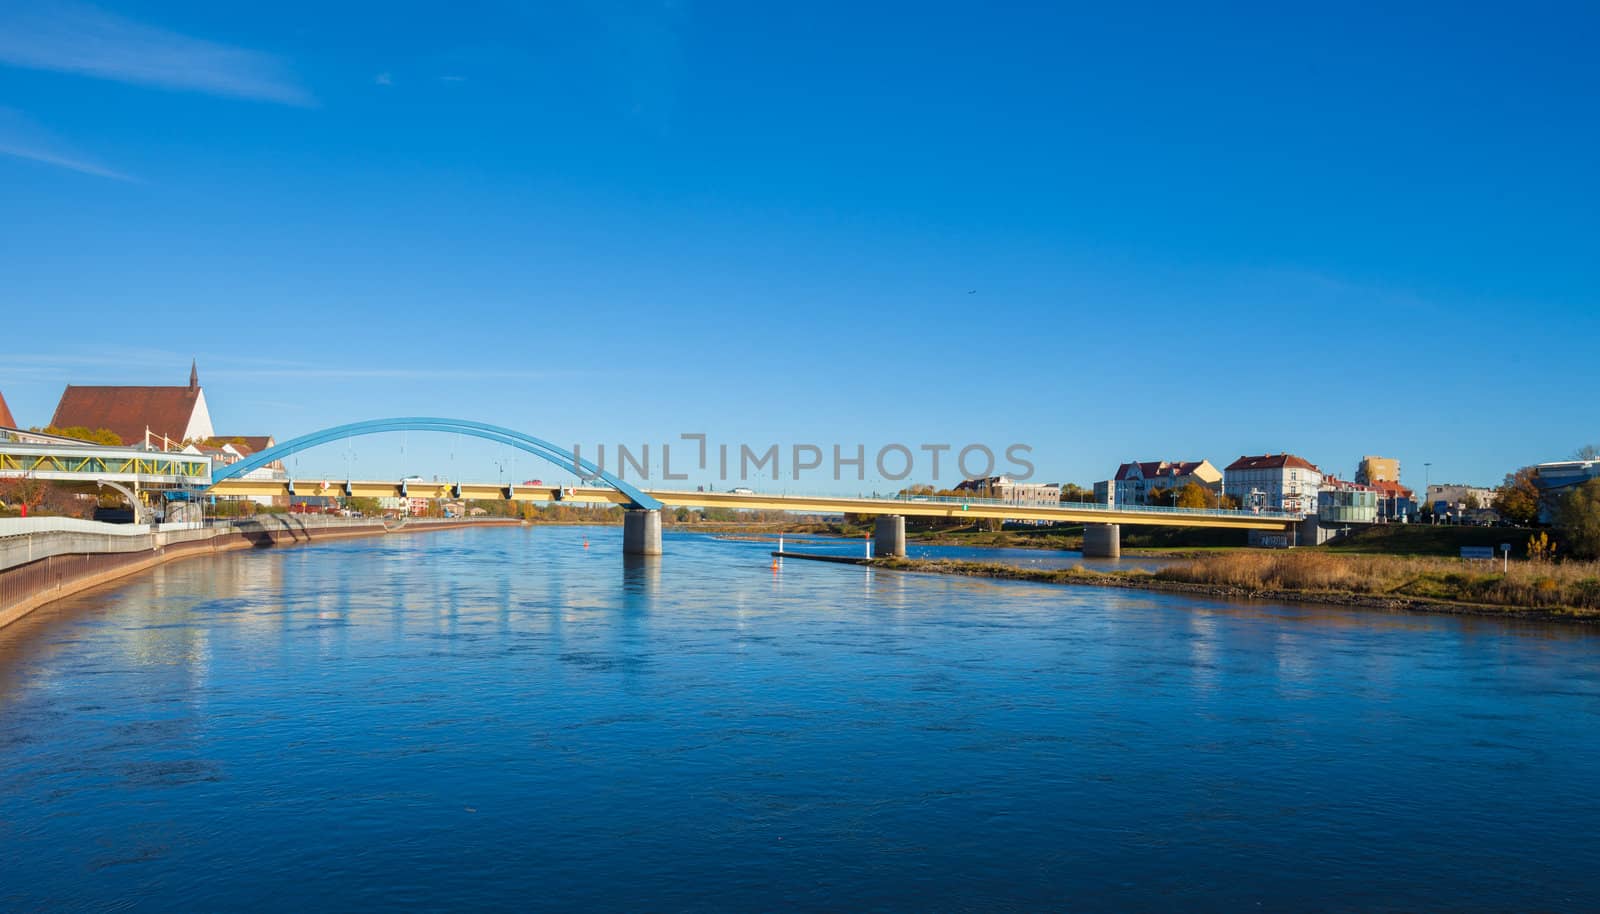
[{"x1": 1424, "y1": 462, "x2": 1433, "y2": 523}]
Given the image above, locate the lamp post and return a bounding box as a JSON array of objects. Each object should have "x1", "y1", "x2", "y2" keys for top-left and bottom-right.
[{"x1": 1424, "y1": 462, "x2": 1433, "y2": 523}]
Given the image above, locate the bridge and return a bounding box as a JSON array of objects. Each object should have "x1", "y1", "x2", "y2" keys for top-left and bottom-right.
[
  {"x1": 6, "y1": 418, "x2": 1303, "y2": 558},
  {"x1": 199, "y1": 418, "x2": 1300, "y2": 558}
]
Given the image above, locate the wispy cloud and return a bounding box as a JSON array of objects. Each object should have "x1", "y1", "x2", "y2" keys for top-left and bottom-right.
[
  {"x1": 374, "y1": 72, "x2": 393, "y2": 86},
  {"x1": 4, "y1": 348, "x2": 589, "y2": 383},
  {"x1": 0, "y1": 106, "x2": 129, "y2": 179},
  {"x1": 0, "y1": 1, "x2": 311, "y2": 105},
  {"x1": 208, "y1": 367, "x2": 590, "y2": 381}
]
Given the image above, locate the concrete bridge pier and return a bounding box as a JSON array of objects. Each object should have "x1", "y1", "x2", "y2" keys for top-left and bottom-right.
[
  {"x1": 1083, "y1": 523, "x2": 1121, "y2": 558},
  {"x1": 874, "y1": 515, "x2": 907, "y2": 558},
  {"x1": 623, "y1": 509, "x2": 662, "y2": 556}
]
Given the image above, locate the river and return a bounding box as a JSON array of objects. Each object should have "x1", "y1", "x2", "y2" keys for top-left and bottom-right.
[{"x1": 2, "y1": 525, "x2": 1597, "y2": 911}]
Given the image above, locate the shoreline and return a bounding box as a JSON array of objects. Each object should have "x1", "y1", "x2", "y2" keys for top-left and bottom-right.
[{"x1": 855, "y1": 556, "x2": 1600, "y2": 625}]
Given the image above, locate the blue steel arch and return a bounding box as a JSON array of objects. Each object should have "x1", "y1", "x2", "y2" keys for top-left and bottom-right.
[{"x1": 207, "y1": 418, "x2": 662, "y2": 511}]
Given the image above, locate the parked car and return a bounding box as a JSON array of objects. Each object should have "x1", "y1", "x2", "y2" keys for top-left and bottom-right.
[{"x1": 729, "y1": 487, "x2": 756, "y2": 496}]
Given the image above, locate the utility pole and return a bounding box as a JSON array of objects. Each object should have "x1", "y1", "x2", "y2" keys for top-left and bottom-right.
[{"x1": 1425, "y1": 462, "x2": 1433, "y2": 523}]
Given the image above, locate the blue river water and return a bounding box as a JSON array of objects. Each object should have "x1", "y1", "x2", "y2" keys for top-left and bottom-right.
[
  {"x1": 721, "y1": 532, "x2": 1177, "y2": 571},
  {"x1": 2, "y1": 525, "x2": 1598, "y2": 911}
]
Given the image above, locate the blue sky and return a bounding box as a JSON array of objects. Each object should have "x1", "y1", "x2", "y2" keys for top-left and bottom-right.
[{"x1": 2, "y1": 1, "x2": 1596, "y2": 490}]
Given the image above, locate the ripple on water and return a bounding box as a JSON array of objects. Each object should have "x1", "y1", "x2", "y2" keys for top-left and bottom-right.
[{"x1": 0, "y1": 525, "x2": 1597, "y2": 911}]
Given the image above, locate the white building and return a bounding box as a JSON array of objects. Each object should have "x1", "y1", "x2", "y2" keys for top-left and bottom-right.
[
  {"x1": 1424, "y1": 483, "x2": 1497, "y2": 516},
  {"x1": 1224, "y1": 453, "x2": 1323, "y2": 516},
  {"x1": 954, "y1": 475, "x2": 1061, "y2": 507},
  {"x1": 192, "y1": 436, "x2": 286, "y2": 507},
  {"x1": 1105, "y1": 459, "x2": 1222, "y2": 506}
]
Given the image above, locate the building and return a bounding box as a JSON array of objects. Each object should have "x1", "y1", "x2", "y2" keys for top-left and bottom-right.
[
  {"x1": 954, "y1": 475, "x2": 1061, "y2": 507},
  {"x1": 49, "y1": 361, "x2": 214, "y2": 448},
  {"x1": 1424, "y1": 483, "x2": 1497, "y2": 517},
  {"x1": 1103, "y1": 460, "x2": 1222, "y2": 507},
  {"x1": 1318, "y1": 477, "x2": 1379, "y2": 525},
  {"x1": 1369, "y1": 479, "x2": 1418, "y2": 520},
  {"x1": 1224, "y1": 454, "x2": 1323, "y2": 515},
  {"x1": 195, "y1": 436, "x2": 287, "y2": 507},
  {"x1": 288, "y1": 495, "x2": 339, "y2": 514},
  {"x1": 1356, "y1": 456, "x2": 1400, "y2": 486},
  {"x1": 378, "y1": 496, "x2": 410, "y2": 516},
  {"x1": 1534, "y1": 460, "x2": 1600, "y2": 523},
  {"x1": 0, "y1": 390, "x2": 15, "y2": 429}
]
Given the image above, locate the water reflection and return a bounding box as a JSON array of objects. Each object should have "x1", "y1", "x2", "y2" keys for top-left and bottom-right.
[{"x1": 0, "y1": 525, "x2": 1597, "y2": 912}]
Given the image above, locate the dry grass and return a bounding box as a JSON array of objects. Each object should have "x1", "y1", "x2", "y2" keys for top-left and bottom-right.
[{"x1": 1154, "y1": 551, "x2": 1600, "y2": 611}]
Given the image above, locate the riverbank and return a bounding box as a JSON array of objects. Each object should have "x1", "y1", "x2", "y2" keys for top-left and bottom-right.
[
  {"x1": 875, "y1": 521, "x2": 1541, "y2": 559},
  {"x1": 864, "y1": 552, "x2": 1600, "y2": 623},
  {"x1": 0, "y1": 516, "x2": 519, "y2": 630}
]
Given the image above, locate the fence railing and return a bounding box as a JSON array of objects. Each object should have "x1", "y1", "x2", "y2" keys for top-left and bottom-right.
[{"x1": 876, "y1": 492, "x2": 1300, "y2": 519}]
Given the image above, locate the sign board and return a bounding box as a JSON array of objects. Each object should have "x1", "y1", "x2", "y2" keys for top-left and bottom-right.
[{"x1": 1460, "y1": 546, "x2": 1495, "y2": 560}]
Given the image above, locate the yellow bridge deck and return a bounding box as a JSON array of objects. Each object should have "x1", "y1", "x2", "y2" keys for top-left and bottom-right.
[{"x1": 207, "y1": 479, "x2": 1297, "y2": 531}]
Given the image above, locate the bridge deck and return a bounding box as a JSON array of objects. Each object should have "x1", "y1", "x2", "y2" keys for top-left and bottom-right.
[{"x1": 206, "y1": 479, "x2": 1298, "y2": 530}]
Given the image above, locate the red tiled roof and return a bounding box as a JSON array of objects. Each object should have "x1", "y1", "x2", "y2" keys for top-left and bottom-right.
[
  {"x1": 50, "y1": 385, "x2": 202, "y2": 446},
  {"x1": 1114, "y1": 460, "x2": 1208, "y2": 482},
  {"x1": 1369, "y1": 479, "x2": 1415, "y2": 499},
  {"x1": 1225, "y1": 453, "x2": 1321, "y2": 473},
  {"x1": 0, "y1": 390, "x2": 15, "y2": 429}
]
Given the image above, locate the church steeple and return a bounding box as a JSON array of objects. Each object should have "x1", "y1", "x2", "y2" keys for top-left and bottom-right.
[{"x1": 189, "y1": 359, "x2": 199, "y2": 391}]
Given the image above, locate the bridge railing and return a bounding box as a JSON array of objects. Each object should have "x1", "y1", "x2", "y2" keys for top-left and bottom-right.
[{"x1": 873, "y1": 492, "x2": 1300, "y2": 519}]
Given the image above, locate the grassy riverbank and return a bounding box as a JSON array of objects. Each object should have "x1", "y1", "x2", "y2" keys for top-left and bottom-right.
[
  {"x1": 872, "y1": 551, "x2": 1600, "y2": 620},
  {"x1": 888, "y1": 521, "x2": 1541, "y2": 559}
]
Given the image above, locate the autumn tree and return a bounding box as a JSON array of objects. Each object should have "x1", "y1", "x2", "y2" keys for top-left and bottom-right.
[
  {"x1": 1173, "y1": 481, "x2": 1213, "y2": 509},
  {"x1": 33, "y1": 426, "x2": 123, "y2": 446},
  {"x1": 1059, "y1": 483, "x2": 1096, "y2": 504},
  {"x1": 0, "y1": 474, "x2": 50, "y2": 514},
  {"x1": 1558, "y1": 477, "x2": 1600, "y2": 559},
  {"x1": 1493, "y1": 467, "x2": 1541, "y2": 526}
]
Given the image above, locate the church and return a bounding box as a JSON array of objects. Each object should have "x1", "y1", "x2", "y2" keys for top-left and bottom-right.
[{"x1": 49, "y1": 361, "x2": 215, "y2": 447}]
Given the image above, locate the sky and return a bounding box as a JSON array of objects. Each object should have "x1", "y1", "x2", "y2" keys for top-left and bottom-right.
[{"x1": 2, "y1": 1, "x2": 1597, "y2": 491}]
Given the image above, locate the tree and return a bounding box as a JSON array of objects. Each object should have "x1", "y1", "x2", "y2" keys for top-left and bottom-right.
[
  {"x1": 1464, "y1": 493, "x2": 1482, "y2": 511},
  {"x1": 1558, "y1": 477, "x2": 1600, "y2": 559},
  {"x1": 1173, "y1": 480, "x2": 1212, "y2": 509},
  {"x1": 32, "y1": 425, "x2": 123, "y2": 446},
  {"x1": 346, "y1": 496, "x2": 382, "y2": 517},
  {"x1": 1573, "y1": 444, "x2": 1600, "y2": 461},
  {"x1": 0, "y1": 474, "x2": 49, "y2": 514},
  {"x1": 1059, "y1": 483, "x2": 1096, "y2": 504},
  {"x1": 1493, "y1": 467, "x2": 1541, "y2": 526}
]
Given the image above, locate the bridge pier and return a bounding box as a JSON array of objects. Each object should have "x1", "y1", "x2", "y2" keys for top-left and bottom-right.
[
  {"x1": 874, "y1": 515, "x2": 907, "y2": 558},
  {"x1": 1083, "y1": 523, "x2": 1121, "y2": 558},
  {"x1": 623, "y1": 509, "x2": 662, "y2": 556}
]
